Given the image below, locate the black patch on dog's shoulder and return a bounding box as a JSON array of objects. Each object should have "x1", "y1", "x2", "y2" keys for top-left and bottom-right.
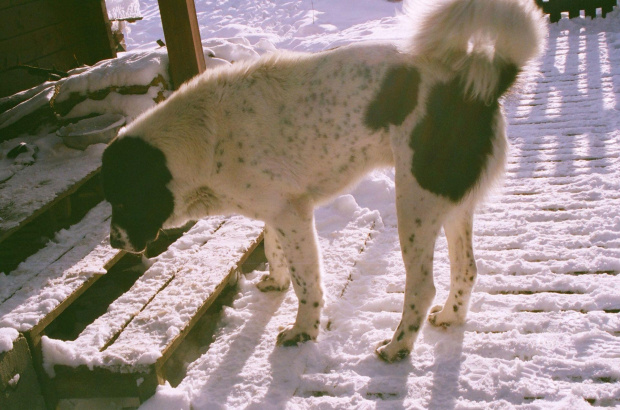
[
  {"x1": 102, "y1": 136, "x2": 174, "y2": 251},
  {"x1": 409, "y1": 77, "x2": 499, "y2": 203},
  {"x1": 364, "y1": 65, "x2": 420, "y2": 131}
]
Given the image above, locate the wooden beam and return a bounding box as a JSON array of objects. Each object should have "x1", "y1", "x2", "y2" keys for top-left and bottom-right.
[{"x1": 157, "y1": 0, "x2": 206, "y2": 89}]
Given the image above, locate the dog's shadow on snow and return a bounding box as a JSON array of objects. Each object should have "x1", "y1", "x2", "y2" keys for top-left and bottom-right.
[
  {"x1": 188, "y1": 280, "x2": 288, "y2": 407},
  {"x1": 425, "y1": 325, "x2": 466, "y2": 410}
]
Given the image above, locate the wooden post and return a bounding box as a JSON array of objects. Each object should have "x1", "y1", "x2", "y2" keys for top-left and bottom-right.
[
  {"x1": 602, "y1": 0, "x2": 617, "y2": 17},
  {"x1": 157, "y1": 0, "x2": 206, "y2": 89}
]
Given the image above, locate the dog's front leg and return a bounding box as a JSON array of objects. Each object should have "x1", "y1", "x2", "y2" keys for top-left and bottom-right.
[
  {"x1": 271, "y1": 201, "x2": 324, "y2": 346},
  {"x1": 376, "y1": 171, "x2": 449, "y2": 362}
]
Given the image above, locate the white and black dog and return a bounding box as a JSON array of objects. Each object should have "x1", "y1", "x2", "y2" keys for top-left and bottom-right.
[{"x1": 102, "y1": 0, "x2": 546, "y2": 362}]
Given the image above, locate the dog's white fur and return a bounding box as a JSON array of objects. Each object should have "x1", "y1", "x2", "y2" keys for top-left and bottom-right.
[{"x1": 111, "y1": 0, "x2": 546, "y2": 361}]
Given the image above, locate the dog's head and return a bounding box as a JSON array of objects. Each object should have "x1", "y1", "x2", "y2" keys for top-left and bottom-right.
[{"x1": 101, "y1": 136, "x2": 175, "y2": 253}]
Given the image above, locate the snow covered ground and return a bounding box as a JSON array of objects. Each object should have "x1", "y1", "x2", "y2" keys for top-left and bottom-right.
[{"x1": 1, "y1": 0, "x2": 619, "y2": 408}]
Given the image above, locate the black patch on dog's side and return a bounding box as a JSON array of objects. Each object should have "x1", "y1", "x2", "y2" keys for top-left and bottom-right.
[
  {"x1": 102, "y1": 136, "x2": 174, "y2": 252},
  {"x1": 494, "y1": 62, "x2": 520, "y2": 100},
  {"x1": 409, "y1": 77, "x2": 499, "y2": 203},
  {"x1": 364, "y1": 65, "x2": 421, "y2": 131}
]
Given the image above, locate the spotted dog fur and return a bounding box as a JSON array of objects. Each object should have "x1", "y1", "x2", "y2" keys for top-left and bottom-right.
[{"x1": 102, "y1": 0, "x2": 546, "y2": 362}]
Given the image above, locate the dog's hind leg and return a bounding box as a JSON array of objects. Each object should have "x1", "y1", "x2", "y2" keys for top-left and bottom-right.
[
  {"x1": 376, "y1": 167, "x2": 451, "y2": 362},
  {"x1": 257, "y1": 225, "x2": 291, "y2": 292},
  {"x1": 270, "y1": 199, "x2": 324, "y2": 346},
  {"x1": 428, "y1": 206, "x2": 477, "y2": 328}
]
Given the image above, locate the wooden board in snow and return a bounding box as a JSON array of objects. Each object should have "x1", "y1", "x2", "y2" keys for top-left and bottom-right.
[{"x1": 42, "y1": 215, "x2": 264, "y2": 402}]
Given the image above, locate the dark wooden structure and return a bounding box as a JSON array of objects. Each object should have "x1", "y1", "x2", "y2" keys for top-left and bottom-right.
[
  {"x1": 49, "y1": 218, "x2": 263, "y2": 405},
  {"x1": 0, "y1": 0, "x2": 116, "y2": 98},
  {"x1": 536, "y1": 0, "x2": 617, "y2": 22},
  {"x1": 157, "y1": 0, "x2": 206, "y2": 89},
  {"x1": 0, "y1": 335, "x2": 46, "y2": 409},
  {"x1": 0, "y1": 210, "x2": 263, "y2": 408},
  {"x1": 0, "y1": 3, "x2": 247, "y2": 407}
]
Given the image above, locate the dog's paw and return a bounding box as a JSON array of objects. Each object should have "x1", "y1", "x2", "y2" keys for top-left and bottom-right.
[
  {"x1": 375, "y1": 340, "x2": 410, "y2": 363},
  {"x1": 276, "y1": 325, "x2": 317, "y2": 347},
  {"x1": 427, "y1": 304, "x2": 464, "y2": 328},
  {"x1": 257, "y1": 274, "x2": 290, "y2": 292}
]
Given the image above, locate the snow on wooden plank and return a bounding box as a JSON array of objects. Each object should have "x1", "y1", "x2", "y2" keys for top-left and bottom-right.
[
  {"x1": 42, "y1": 215, "x2": 262, "y2": 374},
  {"x1": 0, "y1": 201, "x2": 112, "y2": 303},
  {"x1": 106, "y1": 0, "x2": 141, "y2": 21},
  {"x1": 0, "y1": 327, "x2": 18, "y2": 354},
  {"x1": 313, "y1": 196, "x2": 383, "y2": 302},
  {"x1": 53, "y1": 216, "x2": 228, "y2": 359},
  {"x1": 0, "y1": 202, "x2": 120, "y2": 334},
  {"x1": 103, "y1": 215, "x2": 264, "y2": 367},
  {"x1": 0, "y1": 153, "x2": 103, "y2": 244},
  {"x1": 474, "y1": 272, "x2": 620, "y2": 296},
  {"x1": 52, "y1": 49, "x2": 171, "y2": 118},
  {"x1": 470, "y1": 291, "x2": 619, "y2": 314},
  {"x1": 465, "y1": 310, "x2": 620, "y2": 335}
]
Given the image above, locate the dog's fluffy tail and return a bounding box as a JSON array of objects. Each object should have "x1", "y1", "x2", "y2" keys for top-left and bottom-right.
[{"x1": 406, "y1": 0, "x2": 547, "y2": 102}]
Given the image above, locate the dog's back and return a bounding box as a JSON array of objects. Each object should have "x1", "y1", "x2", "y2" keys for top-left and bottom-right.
[{"x1": 128, "y1": 43, "x2": 408, "y2": 212}]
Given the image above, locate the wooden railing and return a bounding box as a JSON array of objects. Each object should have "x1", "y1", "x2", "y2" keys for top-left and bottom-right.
[{"x1": 535, "y1": 0, "x2": 618, "y2": 22}]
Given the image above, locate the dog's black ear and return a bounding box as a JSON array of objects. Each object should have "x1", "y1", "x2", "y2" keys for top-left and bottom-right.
[
  {"x1": 102, "y1": 136, "x2": 172, "y2": 201},
  {"x1": 102, "y1": 136, "x2": 175, "y2": 251}
]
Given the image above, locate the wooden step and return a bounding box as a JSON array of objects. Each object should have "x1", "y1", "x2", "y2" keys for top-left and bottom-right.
[
  {"x1": 0, "y1": 162, "x2": 103, "y2": 274},
  {"x1": 0, "y1": 202, "x2": 125, "y2": 406},
  {"x1": 0, "y1": 201, "x2": 128, "y2": 409},
  {"x1": 0, "y1": 202, "x2": 122, "y2": 342},
  {"x1": 42, "y1": 215, "x2": 264, "y2": 403}
]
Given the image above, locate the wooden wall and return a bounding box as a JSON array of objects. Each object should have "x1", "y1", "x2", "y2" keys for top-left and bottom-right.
[{"x1": 0, "y1": 0, "x2": 116, "y2": 98}]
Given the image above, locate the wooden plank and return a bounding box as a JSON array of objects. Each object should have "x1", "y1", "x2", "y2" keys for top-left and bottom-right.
[
  {"x1": 0, "y1": 23, "x2": 67, "y2": 70},
  {"x1": 48, "y1": 216, "x2": 263, "y2": 402},
  {"x1": 0, "y1": 69, "x2": 44, "y2": 100},
  {"x1": 104, "y1": 216, "x2": 263, "y2": 368},
  {"x1": 0, "y1": 334, "x2": 46, "y2": 409},
  {"x1": 537, "y1": 0, "x2": 617, "y2": 21},
  {"x1": 0, "y1": 0, "x2": 116, "y2": 97},
  {"x1": 0, "y1": 202, "x2": 123, "y2": 408},
  {"x1": 0, "y1": 203, "x2": 122, "y2": 335},
  {"x1": 52, "y1": 365, "x2": 158, "y2": 401},
  {"x1": 0, "y1": 0, "x2": 39, "y2": 11},
  {"x1": 602, "y1": 0, "x2": 617, "y2": 16},
  {"x1": 0, "y1": 169, "x2": 103, "y2": 274},
  {"x1": 0, "y1": 46, "x2": 76, "y2": 99},
  {"x1": 29, "y1": 47, "x2": 78, "y2": 72},
  {"x1": 157, "y1": 0, "x2": 205, "y2": 89},
  {"x1": 76, "y1": 0, "x2": 117, "y2": 65},
  {"x1": 0, "y1": 0, "x2": 63, "y2": 41},
  {"x1": 155, "y1": 223, "x2": 263, "y2": 369},
  {"x1": 0, "y1": 169, "x2": 101, "y2": 247},
  {"x1": 51, "y1": 0, "x2": 116, "y2": 68},
  {"x1": 58, "y1": 216, "x2": 229, "y2": 356}
]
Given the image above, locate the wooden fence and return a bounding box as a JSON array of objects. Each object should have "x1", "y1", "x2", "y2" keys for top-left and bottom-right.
[{"x1": 535, "y1": 0, "x2": 618, "y2": 22}]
